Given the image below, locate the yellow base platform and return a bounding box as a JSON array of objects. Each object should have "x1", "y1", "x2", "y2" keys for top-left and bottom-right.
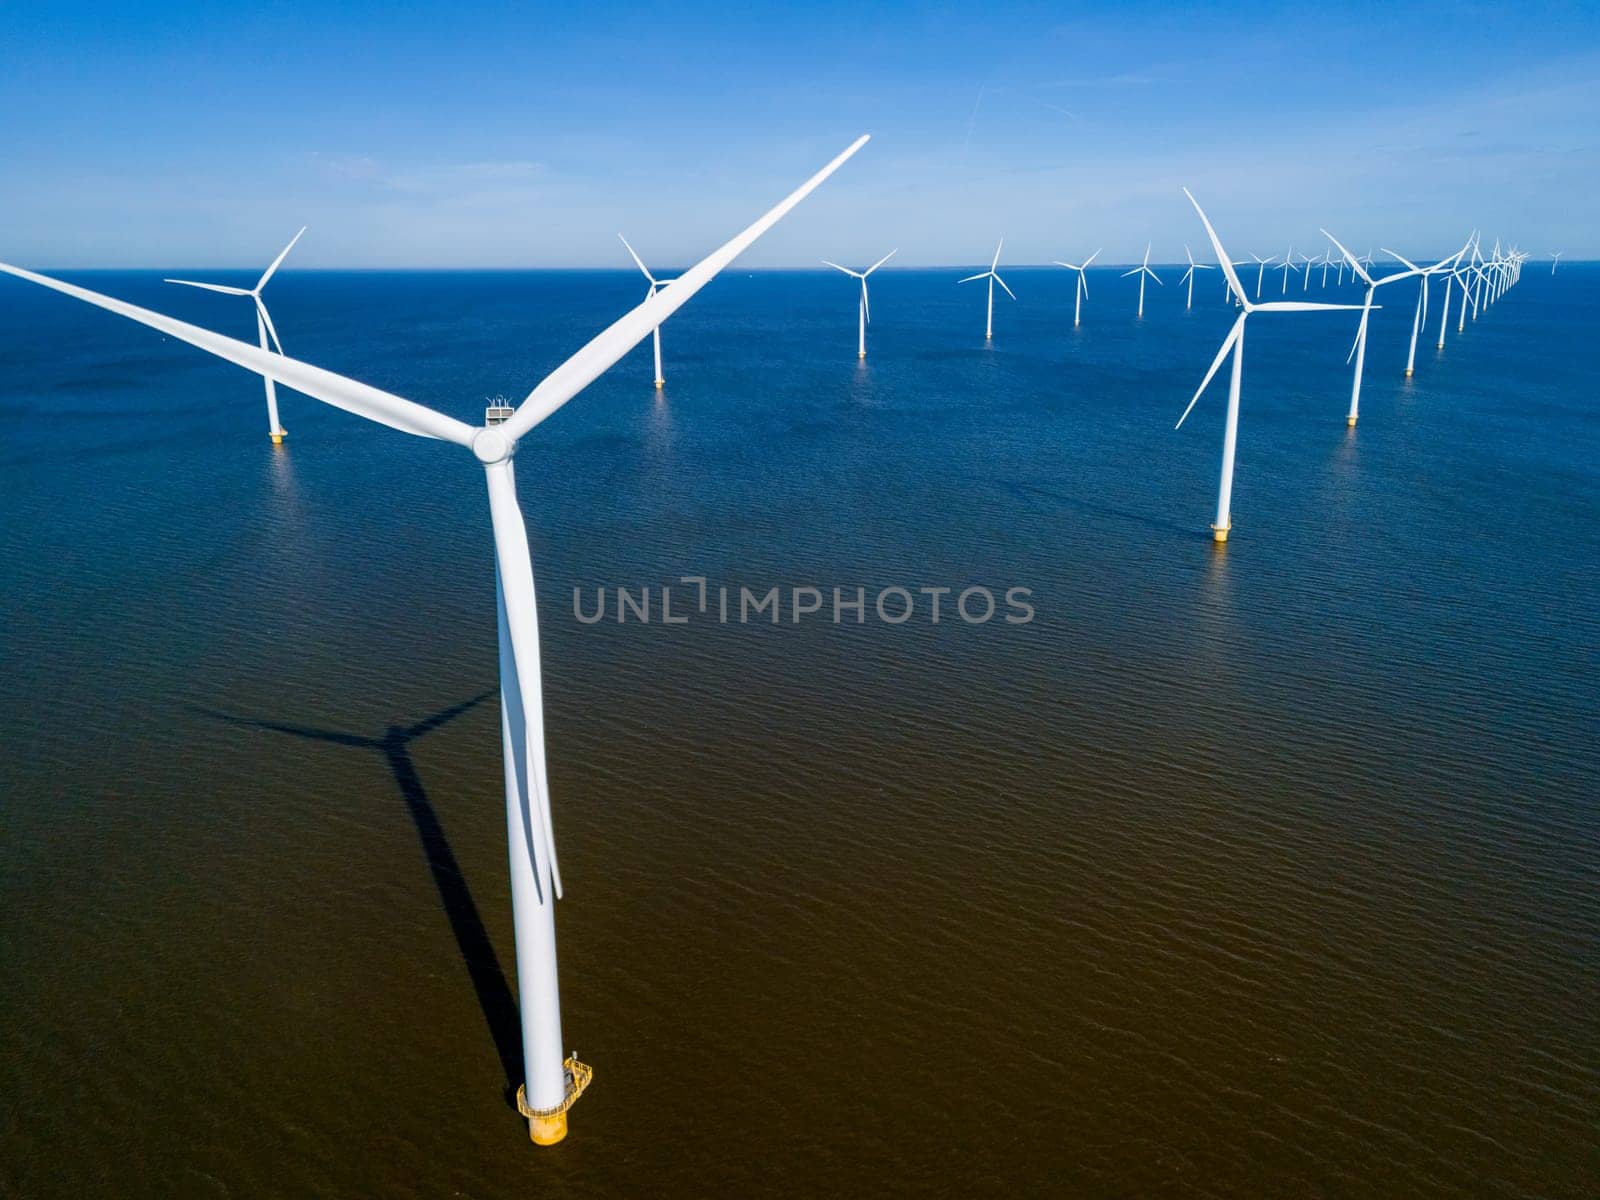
[{"x1": 517, "y1": 1057, "x2": 593, "y2": 1148}]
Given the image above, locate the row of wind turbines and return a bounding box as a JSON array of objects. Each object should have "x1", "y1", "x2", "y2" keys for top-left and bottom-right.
[{"x1": 0, "y1": 133, "x2": 1552, "y2": 1147}]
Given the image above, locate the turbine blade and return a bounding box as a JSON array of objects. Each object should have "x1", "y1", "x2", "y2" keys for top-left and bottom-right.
[
  {"x1": 1083, "y1": 249, "x2": 1101, "y2": 267},
  {"x1": 255, "y1": 227, "x2": 306, "y2": 292},
  {"x1": 1381, "y1": 247, "x2": 1420, "y2": 272},
  {"x1": 1254, "y1": 301, "x2": 1368, "y2": 312},
  {"x1": 1177, "y1": 314, "x2": 1245, "y2": 430},
  {"x1": 164, "y1": 279, "x2": 253, "y2": 296},
  {"x1": 1181, "y1": 188, "x2": 1248, "y2": 309},
  {"x1": 487, "y1": 463, "x2": 562, "y2": 901},
  {"x1": 958, "y1": 272, "x2": 988, "y2": 284},
  {"x1": 864, "y1": 248, "x2": 898, "y2": 275},
  {"x1": 1120, "y1": 267, "x2": 1141, "y2": 277},
  {"x1": 1321, "y1": 229, "x2": 1372, "y2": 285},
  {"x1": 503, "y1": 134, "x2": 869, "y2": 440},
  {"x1": 821, "y1": 260, "x2": 860, "y2": 277},
  {"x1": 618, "y1": 233, "x2": 657, "y2": 284},
  {"x1": 993, "y1": 273, "x2": 1016, "y2": 300},
  {"x1": 254, "y1": 295, "x2": 285, "y2": 355},
  {"x1": 991, "y1": 239, "x2": 1004, "y2": 270},
  {"x1": 0, "y1": 262, "x2": 474, "y2": 445}
]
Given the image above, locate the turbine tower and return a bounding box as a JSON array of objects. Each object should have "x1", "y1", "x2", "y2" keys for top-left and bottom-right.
[
  {"x1": 1121, "y1": 243, "x2": 1162, "y2": 317},
  {"x1": 1551, "y1": 251, "x2": 1562, "y2": 275},
  {"x1": 165, "y1": 227, "x2": 305, "y2": 444},
  {"x1": 1383, "y1": 241, "x2": 1469, "y2": 376},
  {"x1": 1248, "y1": 252, "x2": 1277, "y2": 299},
  {"x1": 617, "y1": 235, "x2": 676, "y2": 388},
  {"x1": 0, "y1": 133, "x2": 870, "y2": 1148},
  {"x1": 1179, "y1": 245, "x2": 1212, "y2": 311},
  {"x1": 1176, "y1": 190, "x2": 1361, "y2": 543},
  {"x1": 822, "y1": 249, "x2": 897, "y2": 358},
  {"x1": 1051, "y1": 248, "x2": 1100, "y2": 326},
  {"x1": 958, "y1": 239, "x2": 1015, "y2": 340}
]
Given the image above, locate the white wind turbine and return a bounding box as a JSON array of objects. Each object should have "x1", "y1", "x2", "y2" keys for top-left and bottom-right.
[
  {"x1": 822, "y1": 249, "x2": 897, "y2": 358},
  {"x1": 617, "y1": 234, "x2": 676, "y2": 388},
  {"x1": 1179, "y1": 244, "x2": 1212, "y2": 311},
  {"x1": 1248, "y1": 252, "x2": 1277, "y2": 299},
  {"x1": 1322, "y1": 228, "x2": 1425, "y2": 426},
  {"x1": 1550, "y1": 251, "x2": 1562, "y2": 275},
  {"x1": 1175, "y1": 190, "x2": 1362, "y2": 543},
  {"x1": 1299, "y1": 250, "x2": 1318, "y2": 291},
  {"x1": 1273, "y1": 244, "x2": 1297, "y2": 294},
  {"x1": 165, "y1": 227, "x2": 305, "y2": 443},
  {"x1": 1435, "y1": 231, "x2": 1477, "y2": 349},
  {"x1": 958, "y1": 239, "x2": 1015, "y2": 340},
  {"x1": 1051, "y1": 248, "x2": 1101, "y2": 327},
  {"x1": 0, "y1": 134, "x2": 869, "y2": 1148},
  {"x1": 1121, "y1": 243, "x2": 1163, "y2": 317},
  {"x1": 1384, "y1": 240, "x2": 1468, "y2": 375}
]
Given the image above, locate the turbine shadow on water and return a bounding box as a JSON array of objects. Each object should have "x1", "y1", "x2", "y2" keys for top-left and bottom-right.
[{"x1": 197, "y1": 692, "x2": 525, "y2": 1098}]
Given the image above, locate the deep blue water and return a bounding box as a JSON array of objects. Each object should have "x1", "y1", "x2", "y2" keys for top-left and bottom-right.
[{"x1": 1, "y1": 263, "x2": 1596, "y2": 1197}]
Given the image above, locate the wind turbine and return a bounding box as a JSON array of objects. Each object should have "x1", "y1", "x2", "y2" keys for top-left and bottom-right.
[
  {"x1": 1274, "y1": 244, "x2": 1297, "y2": 294},
  {"x1": 1299, "y1": 250, "x2": 1318, "y2": 291},
  {"x1": 1179, "y1": 244, "x2": 1212, "y2": 310},
  {"x1": 1323, "y1": 228, "x2": 1423, "y2": 426},
  {"x1": 1249, "y1": 252, "x2": 1277, "y2": 299},
  {"x1": 165, "y1": 227, "x2": 305, "y2": 444},
  {"x1": 0, "y1": 134, "x2": 869, "y2": 1147},
  {"x1": 1121, "y1": 243, "x2": 1162, "y2": 317},
  {"x1": 1051, "y1": 249, "x2": 1101, "y2": 327},
  {"x1": 1383, "y1": 243, "x2": 1467, "y2": 377},
  {"x1": 1176, "y1": 190, "x2": 1361, "y2": 543},
  {"x1": 822, "y1": 249, "x2": 897, "y2": 358},
  {"x1": 958, "y1": 239, "x2": 1015, "y2": 340},
  {"x1": 1435, "y1": 232, "x2": 1477, "y2": 348},
  {"x1": 616, "y1": 235, "x2": 675, "y2": 388},
  {"x1": 1551, "y1": 251, "x2": 1562, "y2": 275}
]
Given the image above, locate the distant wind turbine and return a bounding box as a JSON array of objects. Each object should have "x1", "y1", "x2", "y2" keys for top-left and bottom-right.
[
  {"x1": 1179, "y1": 245, "x2": 1213, "y2": 311},
  {"x1": 822, "y1": 248, "x2": 897, "y2": 358},
  {"x1": 0, "y1": 134, "x2": 870, "y2": 1148},
  {"x1": 1384, "y1": 241, "x2": 1468, "y2": 375},
  {"x1": 1323, "y1": 228, "x2": 1421, "y2": 426},
  {"x1": 1121, "y1": 243, "x2": 1163, "y2": 317},
  {"x1": 1299, "y1": 250, "x2": 1318, "y2": 291},
  {"x1": 165, "y1": 227, "x2": 305, "y2": 444},
  {"x1": 1550, "y1": 251, "x2": 1562, "y2": 275},
  {"x1": 958, "y1": 239, "x2": 1015, "y2": 340},
  {"x1": 1177, "y1": 191, "x2": 1361, "y2": 543},
  {"x1": 1051, "y1": 248, "x2": 1101, "y2": 326},
  {"x1": 1249, "y1": 252, "x2": 1277, "y2": 299},
  {"x1": 1273, "y1": 244, "x2": 1298, "y2": 295},
  {"x1": 617, "y1": 235, "x2": 675, "y2": 388}
]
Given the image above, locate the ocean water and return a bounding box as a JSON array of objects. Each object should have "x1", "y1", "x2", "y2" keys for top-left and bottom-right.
[{"x1": 0, "y1": 262, "x2": 1595, "y2": 1198}]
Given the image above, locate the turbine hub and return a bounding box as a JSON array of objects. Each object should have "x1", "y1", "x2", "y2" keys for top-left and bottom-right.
[{"x1": 472, "y1": 426, "x2": 513, "y2": 464}]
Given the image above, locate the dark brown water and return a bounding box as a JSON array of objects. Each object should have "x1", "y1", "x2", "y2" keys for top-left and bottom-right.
[{"x1": 2, "y1": 268, "x2": 1596, "y2": 1196}]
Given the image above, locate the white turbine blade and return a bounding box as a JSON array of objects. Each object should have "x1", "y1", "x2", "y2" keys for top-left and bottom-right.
[
  {"x1": 254, "y1": 295, "x2": 285, "y2": 355},
  {"x1": 864, "y1": 248, "x2": 898, "y2": 275},
  {"x1": 1082, "y1": 248, "x2": 1101, "y2": 268},
  {"x1": 990, "y1": 239, "x2": 1004, "y2": 271},
  {"x1": 821, "y1": 259, "x2": 861, "y2": 277},
  {"x1": 1321, "y1": 229, "x2": 1372, "y2": 285},
  {"x1": 1185, "y1": 243, "x2": 1195, "y2": 267},
  {"x1": 1051, "y1": 261, "x2": 1079, "y2": 271},
  {"x1": 486, "y1": 464, "x2": 562, "y2": 900},
  {"x1": 860, "y1": 276, "x2": 870, "y2": 324},
  {"x1": 1147, "y1": 268, "x2": 1163, "y2": 286},
  {"x1": 1176, "y1": 314, "x2": 1245, "y2": 430},
  {"x1": 1193, "y1": 262, "x2": 1213, "y2": 271},
  {"x1": 957, "y1": 271, "x2": 989, "y2": 284},
  {"x1": 1381, "y1": 247, "x2": 1420, "y2": 272},
  {"x1": 1347, "y1": 321, "x2": 1364, "y2": 365},
  {"x1": 1181, "y1": 188, "x2": 1248, "y2": 309},
  {"x1": 255, "y1": 227, "x2": 306, "y2": 292},
  {"x1": 1120, "y1": 267, "x2": 1141, "y2": 278},
  {"x1": 1254, "y1": 301, "x2": 1368, "y2": 312},
  {"x1": 1142, "y1": 242, "x2": 1152, "y2": 268},
  {"x1": 165, "y1": 278, "x2": 253, "y2": 297},
  {"x1": 617, "y1": 233, "x2": 657, "y2": 285},
  {"x1": 503, "y1": 134, "x2": 869, "y2": 440},
  {"x1": 1080, "y1": 272, "x2": 1089, "y2": 297},
  {"x1": 0, "y1": 261, "x2": 474, "y2": 445},
  {"x1": 993, "y1": 272, "x2": 1016, "y2": 301},
  {"x1": 1181, "y1": 266, "x2": 1194, "y2": 285}
]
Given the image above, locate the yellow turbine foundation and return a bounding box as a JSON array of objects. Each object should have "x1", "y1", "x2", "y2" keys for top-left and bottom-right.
[
  {"x1": 1347, "y1": 415, "x2": 1358, "y2": 427},
  {"x1": 270, "y1": 430, "x2": 286, "y2": 445},
  {"x1": 517, "y1": 1057, "x2": 593, "y2": 1147},
  {"x1": 1211, "y1": 525, "x2": 1229, "y2": 544},
  {"x1": 1404, "y1": 367, "x2": 1413, "y2": 377},
  {"x1": 654, "y1": 379, "x2": 664, "y2": 389}
]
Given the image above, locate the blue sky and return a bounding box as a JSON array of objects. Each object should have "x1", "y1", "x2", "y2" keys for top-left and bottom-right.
[{"x1": 3, "y1": 1, "x2": 1597, "y2": 267}]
